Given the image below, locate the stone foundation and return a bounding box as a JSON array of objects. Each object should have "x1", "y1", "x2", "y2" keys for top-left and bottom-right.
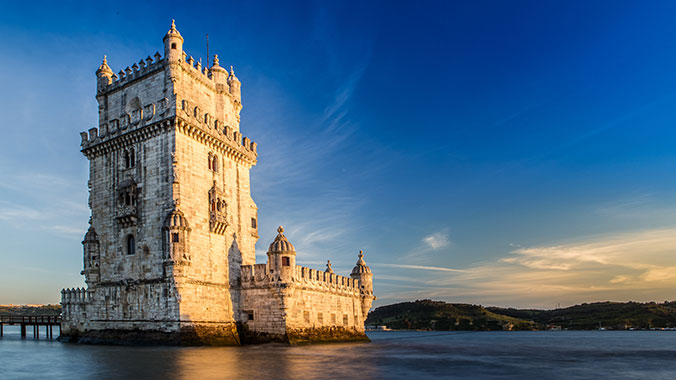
[
  {"x1": 287, "y1": 327, "x2": 370, "y2": 345},
  {"x1": 237, "y1": 325, "x2": 370, "y2": 345},
  {"x1": 59, "y1": 322, "x2": 240, "y2": 346}
]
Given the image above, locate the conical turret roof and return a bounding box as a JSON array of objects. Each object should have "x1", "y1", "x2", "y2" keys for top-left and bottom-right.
[
  {"x1": 96, "y1": 55, "x2": 113, "y2": 77},
  {"x1": 351, "y1": 250, "x2": 371, "y2": 275},
  {"x1": 163, "y1": 19, "x2": 184, "y2": 42},
  {"x1": 268, "y1": 226, "x2": 295, "y2": 253}
]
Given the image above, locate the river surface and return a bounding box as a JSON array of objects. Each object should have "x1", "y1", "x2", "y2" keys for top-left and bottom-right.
[{"x1": 1, "y1": 327, "x2": 676, "y2": 379}]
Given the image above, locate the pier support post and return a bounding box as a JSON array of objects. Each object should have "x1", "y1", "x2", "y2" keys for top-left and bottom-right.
[
  {"x1": 1, "y1": 322, "x2": 3, "y2": 337},
  {"x1": 21, "y1": 324, "x2": 26, "y2": 339}
]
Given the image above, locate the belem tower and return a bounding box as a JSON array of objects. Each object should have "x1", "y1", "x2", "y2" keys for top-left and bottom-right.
[{"x1": 60, "y1": 21, "x2": 375, "y2": 345}]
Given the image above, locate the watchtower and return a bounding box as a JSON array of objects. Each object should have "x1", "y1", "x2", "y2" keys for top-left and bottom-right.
[{"x1": 63, "y1": 20, "x2": 258, "y2": 344}]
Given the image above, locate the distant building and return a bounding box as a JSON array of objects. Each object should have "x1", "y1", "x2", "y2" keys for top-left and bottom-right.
[{"x1": 61, "y1": 21, "x2": 375, "y2": 345}]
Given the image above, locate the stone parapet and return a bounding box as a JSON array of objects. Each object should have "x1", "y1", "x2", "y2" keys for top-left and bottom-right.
[
  {"x1": 175, "y1": 117, "x2": 257, "y2": 166},
  {"x1": 99, "y1": 52, "x2": 165, "y2": 94},
  {"x1": 61, "y1": 287, "x2": 93, "y2": 304}
]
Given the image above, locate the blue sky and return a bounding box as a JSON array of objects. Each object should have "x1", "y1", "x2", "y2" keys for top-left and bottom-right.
[{"x1": 3, "y1": 1, "x2": 676, "y2": 308}]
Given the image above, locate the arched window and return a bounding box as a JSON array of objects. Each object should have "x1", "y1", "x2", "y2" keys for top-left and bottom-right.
[
  {"x1": 208, "y1": 153, "x2": 213, "y2": 171},
  {"x1": 124, "y1": 151, "x2": 130, "y2": 169},
  {"x1": 212, "y1": 155, "x2": 219, "y2": 172},
  {"x1": 171, "y1": 43, "x2": 177, "y2": 50},
  {"x1": 129, "y1": 148, "x2": 135, "y2": 168},
  {"x1": 126, "y1": 234, "x2": 135, "y2": 255}
]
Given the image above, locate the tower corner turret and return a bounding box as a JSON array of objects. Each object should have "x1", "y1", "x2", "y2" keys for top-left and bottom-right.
[
  {"x1": 266, "y1": 226, "x2": 296, "y2": 282},
  {"x1": 163, "y1": 19, "x2": 184, "y2": 63}
]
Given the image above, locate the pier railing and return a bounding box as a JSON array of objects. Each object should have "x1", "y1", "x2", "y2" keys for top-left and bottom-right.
[{"x1": 0, "y1": 315, "x2": 61, "y2": 339}]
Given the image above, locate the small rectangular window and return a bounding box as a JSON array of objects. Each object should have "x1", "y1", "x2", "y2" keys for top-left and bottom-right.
[
  {"x1": 251, "y1": 217, "x2": 257, "y2": 228},
  {"x1": 172, "y1": 233, "x2": 179, "y2": 243},
  {"x1": 282, "y1": 256, "x2": 290, "y2": 266},
  {"x1": 331, "y1": 314, "x2": 336, "y2": 324},
  {"x1": 304, "y1": 311, "x2": 310, "y2": 323},
  {"x1": 318, "y1": 312, "x2": 323, "y2": 324},
  {"x1": 343, "y1": 314, "x2": 349, "y2": 325},
  {"x1": 244, "y1": 310, "x2": 254, "y2": 321}
]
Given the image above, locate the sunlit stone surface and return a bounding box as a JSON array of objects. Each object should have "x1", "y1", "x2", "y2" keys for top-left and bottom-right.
[{"x1": 60, "y1": 21, "x2": 374, "y2": 345}]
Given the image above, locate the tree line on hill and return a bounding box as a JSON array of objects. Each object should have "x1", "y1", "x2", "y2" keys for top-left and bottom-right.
[{"x1": 366, "y1": 300, "x2": 676, "y2": 331}]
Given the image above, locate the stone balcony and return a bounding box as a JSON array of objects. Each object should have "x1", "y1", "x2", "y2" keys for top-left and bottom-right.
[{"x1": 116, "y1": 205, "x2": 137, "y2": 227}]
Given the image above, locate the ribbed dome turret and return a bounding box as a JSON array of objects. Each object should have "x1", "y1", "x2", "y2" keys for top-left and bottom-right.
[
  {"x1": 163, "y1": 19, "x2": 183, "y2": 43},
  {"x1": 96, "y1": 56, "x2": 113, "y2": 77},
  {"x1": 165, "y1": 209, "x2": 189, "y2": 229},
  {"x1": 268, "y1": 226, "x2": 295, "y2": 253},
  {"x1": 351, "y1": 250, "x2": 372, "y2": 275},
  {"x1": 83, "y1": 226, "x2": 98, "y2": 243}
]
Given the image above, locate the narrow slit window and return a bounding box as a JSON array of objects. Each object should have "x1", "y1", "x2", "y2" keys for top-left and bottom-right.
[{"x1": 126, "y1": 234, "x2": 135, "y2": 255}]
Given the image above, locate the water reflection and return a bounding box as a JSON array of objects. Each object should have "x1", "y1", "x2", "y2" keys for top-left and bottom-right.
[{"x1": 2, "y1": 330, "x2": 676, "y2": 380}]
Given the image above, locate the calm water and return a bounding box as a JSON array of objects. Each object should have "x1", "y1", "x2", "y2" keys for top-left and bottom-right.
[{"x1": 1, "y1": 327, "x2": 676, "y2": 379}]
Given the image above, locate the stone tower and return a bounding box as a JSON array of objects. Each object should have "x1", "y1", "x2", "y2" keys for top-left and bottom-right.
[
  {"x1": 61, "y1": 21, "x2": 374, "y2": 345},
  {"x1": 61, "y1": 20, "x2": 258, "y2": 344}
]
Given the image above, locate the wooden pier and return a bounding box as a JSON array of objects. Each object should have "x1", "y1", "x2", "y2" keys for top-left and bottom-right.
[{"x1": 0, "y1": 315, "x2": 61, "y2": 339}]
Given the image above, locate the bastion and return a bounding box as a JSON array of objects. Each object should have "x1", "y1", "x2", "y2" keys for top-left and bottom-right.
[{"x1": 60, "y1": 21, "x2": 375, "y2": 345}]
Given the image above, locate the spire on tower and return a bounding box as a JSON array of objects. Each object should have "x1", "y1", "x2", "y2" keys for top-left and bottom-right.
[
  {"x1": 163, "y1": 19, "x2": 184, "y2": 62},
  {"x1": 96, "y1": 55, "x2": 113, "y2": 77},
  {"x1": 164, "y1": 19, "x2": 183, "y2": 41}
]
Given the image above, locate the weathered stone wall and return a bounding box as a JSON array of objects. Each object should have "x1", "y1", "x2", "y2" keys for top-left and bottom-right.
[
  {"x1": 61, "y1": 22, "x2": 373, "y2": 346},
  {"x1": 172, "y1": 60, "x2": 242, "y2": 131},
  {"x1": 239, "y1": 263, "x2": 369, "y2": 343}
]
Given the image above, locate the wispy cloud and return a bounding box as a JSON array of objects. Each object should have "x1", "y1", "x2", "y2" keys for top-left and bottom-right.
[
  {"x1": 0, "y1": 168, "x2": 88, "y2": 239},
  {"x1": 374, "y1": 263, "x2": 468, "y2": 273},
  {"x1": 422, "y1": 231, "x2": 451, "y2": 250},
  {"x1": 0, "y1": 201, "x2": 44, "y2": 221},
  {"x1": 376, "y1": 227, "x2": 676, "y2": 308},
  {"x1": 249, "y1": 14, "x2": 375, "y2": 267}
]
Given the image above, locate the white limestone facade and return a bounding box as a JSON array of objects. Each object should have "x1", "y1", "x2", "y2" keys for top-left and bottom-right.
[{"x1": 60, "y1": 21, "x2": 374, "y2": 345}]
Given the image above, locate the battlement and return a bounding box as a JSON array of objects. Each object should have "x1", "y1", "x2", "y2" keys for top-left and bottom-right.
[
  {"x1": 240, "y1": 264, "x2": 362, "y2": 293},
  {"x1": 61, "y1": 287, "x2": 92, "y2": 304},
  {"x1": 84, "y1": 24, "x2": 254, "y2": 162},
  {"x1": 98, "y1": 52, "x2": 165, "y2": 94}
]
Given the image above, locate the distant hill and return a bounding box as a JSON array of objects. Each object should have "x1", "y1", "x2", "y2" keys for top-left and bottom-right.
[
  {"x1": 366, "y1": 300, "x2": 537, "y2": 331},
  {"x1": 487, "y1": 301, "x2": 676, "y2": 330},
  {"x1": 0, "y1": 304, "x2": 61, "y2": 316}
]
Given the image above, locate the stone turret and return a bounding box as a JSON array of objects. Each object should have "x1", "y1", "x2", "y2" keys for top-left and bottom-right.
[
  {"x1": 267, "y1": 226, "x2": 296, "y2": 282},
  {"x1": 96, "y1": 55, "x2": 113, "y2": 92},
  {"x1": 163, "y1": 209, "x2": 191, "y2": 269},
  {"x1": 163, "y1": 19, "x2": 184, "y2": 63},
  {"x1": 228, "y1": 65, "x2": 241, "y2": 102},
  {"x1": 351, "y1": 250, "x2": 374, "y2": 319},
  {"x1": 210, "y1": 54, "x2": 228, "y2": 87},
  {"x1": 81, "y1": 225, "x2": 100, "y2": 286}
]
